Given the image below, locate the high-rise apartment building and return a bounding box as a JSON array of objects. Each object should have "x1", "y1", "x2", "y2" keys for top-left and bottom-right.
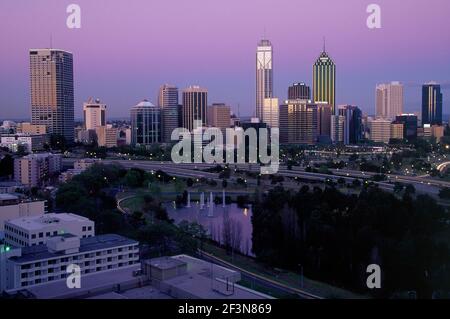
[
  {"x1": 256, "y1": 39, "x2": 273, "y2": 122},
  {"x1": 288, "y1": 83, "x2": 310, "y2": 100},
  {"x1": 30, "y1": 49, "x2": 74, "y2": 143},
  {"x1": 83, "y1": 98, "x2": 106, "y2": 130},
  {"x1": 375, "y1": 82, "x2": 404, "y2": 119},
  {"x1": 158, "y1": 84, "x2": 180, "y2": 143},
  {"x1": 422, "y1": 82, "x2": 443, "y2": 125},
  {"x1": 313, "y1": 45, "x2": 336, "y2": 113},
  {"x1": 279, "y1": 100, "x2": 317, "y2": 145},
  {"x1": 182, "y1": 86, "x2": 208, "y2": 132},
  {"x1": 130, "y1": 100, "x2": 161, "y2": 146}
]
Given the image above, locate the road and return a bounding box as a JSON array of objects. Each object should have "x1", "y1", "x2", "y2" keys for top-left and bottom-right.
[
  {"x1": 198, "y1": 250, "x2": 322, "y2": 299},
  {"x1": 63, "y1": 158, "x2": 450, "y2": 204}
]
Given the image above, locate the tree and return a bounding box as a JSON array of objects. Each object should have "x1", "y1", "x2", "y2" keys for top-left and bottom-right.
[
  {"x1": 393, "y1": 182, "x2": 404, "y2": 194},
  {"x1": 0, "y1": 155, "x2": 14, "y2": 177},
  {"x1": 186, "y1": 178, "x2": 194, "y2": 188},
  {"x1": 405, "y1": 184, "x2": 416, "y2": 196},
  {"x1": 439, "y1": 187, "x2": 450, "y2": 200}
]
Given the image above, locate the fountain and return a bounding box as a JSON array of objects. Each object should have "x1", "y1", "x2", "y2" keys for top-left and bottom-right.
[
  {"x1": 186, "y1": 192, "x2": 191, "y2": 208},
  {"x1": 200, "y1": 192, "x2": 205, "y2": 210},
  {"x1": 222, "y1": 189, "x2": 226, "y2": 208},
  {"x1": 208, "y1": 192, "x2": 214, "y2": 217}
]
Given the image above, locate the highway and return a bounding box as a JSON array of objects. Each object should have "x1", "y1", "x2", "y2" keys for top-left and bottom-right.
[{"x1": 62, "y1": 158, "x2": 449, "y2": 200}]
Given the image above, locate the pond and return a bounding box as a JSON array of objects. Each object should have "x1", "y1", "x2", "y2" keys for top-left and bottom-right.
[{"x1": 164, "y1": 201, "x2": 254, "y2": 256}]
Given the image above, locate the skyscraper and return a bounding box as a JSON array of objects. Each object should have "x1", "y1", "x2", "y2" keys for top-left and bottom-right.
[
  {"x1": 331, "y1": 115, "x2": 345, "y2": 144},
  {"x1": 207, "y1": 103, "x2": 231, "y2": 133},
  {"x1": 279, "y1": 100, "x2": 317, "y2": 145},
  {"x1": 288, "y1": 83, "x2": 310, "y2": 100},
  {"x1": 130, "y1": 100, "x2": 161, "y2": 146},
  {"x1": 338, "y1": 105, "x2": 363, "y2": 145},
  {"x1": 395, "y1": 114, "x2": 418, "y2": 141},
  {"x1": 30, "y1": 49, "x2": 74, "y2": 142},
  {"x1": 182, "y1": 86, "x2": 208, "y2": 131},
  {"x1": 422, "y1": 82, "x2": 443, "y2": 125},
  {"x1": 256, "y1": 39, "x2": 273, "y2": 122},
  {"x1": 158, "y1": 84, "x2": 179, "y2": 143},
  {"x1": 83, "y1": 98, "x2": 106, "y2": 130},
  {"x1": 317, "y1": 102, "x2": 332, "y2": 140},
  {"x1": 262, "y1": 98, "x2": 279, "y2": 128},
  {"x1": 313, "y1": 44, "x2": 336, "y2": 113},
  {"x1": 376, "y1": 82, "x2": 404, "y2": 119}
]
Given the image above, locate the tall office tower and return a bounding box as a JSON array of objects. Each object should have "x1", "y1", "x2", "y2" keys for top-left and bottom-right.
[
  {"x1": 338, "y1": 105, "x2": 363, "y2": 145},
  {"x1": 317, "y1": 102, "x2": 332, "y2": 139},
  {"x1": 422, "y1": 82, "x2": 443, "y2": 125},
  {"x1": 375, "y1": 82, "x2": 404, "y2": 119},
  {"x1": 369, "y1": 118, "x2": 392, "y2": 143},
  {"x1": 30, "y1": 49, "x2": 74, "y2": 143},
  {"x1": 158, "y1": 84, "x2": 179, "y2": 143},
  {"x1": 288, "y1": 82, "x2": 310, "y2": 100},
  {"x1": 83, "y1": 98, "x2": 106, "y2": 130},
  {"x1": 313, "y1": 44, "x2": 336, "y2": 113},
  {"x1": 256, "y1": 39, "x2": 273, "y2": 122},
  {"x1": 278, "y1": 100, "x2": 318, "y2": 145},
  {"x1": 262, "y1": 98, "x2": 279, "y2": 128},
  {"x1": 207, "y1": 103, "x2": 231, "y2": 132},
  {"x1": 395, "y1": 114, "x2": 418, "y2": 141},
  {"x1": 130, "y1": 100, "x2": 161, "y2": 146},
  {"x1": 182, "y1": 86, "x2": 208, "y2": 131},
  {"x1": 330, "y1": 115, "x2": 345, "y2": 144}
]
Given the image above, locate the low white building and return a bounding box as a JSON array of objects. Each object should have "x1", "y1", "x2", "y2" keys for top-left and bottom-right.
[
  {"x1": 4, "y1": 213, "x2": 95, "y2": 247},
  {"x1": 2, "y1": 234, "x2": 139, "y2": 293},
  {"x1": 1, "y1": 134, "x2": 47, "y2": 153},
  {"x1": 0, "y1": 194, "x2": 46, "y2": 233}
]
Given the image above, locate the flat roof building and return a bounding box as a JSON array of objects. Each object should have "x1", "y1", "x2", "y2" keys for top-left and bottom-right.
[{"x1": 4, "y1": 213, "x2": 94, "y2": 247}]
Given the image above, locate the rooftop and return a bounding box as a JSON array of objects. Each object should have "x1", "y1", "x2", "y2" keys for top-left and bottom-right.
[
  {"x1": 9, "y1": 234, "x2": 138, "y2": 264},
  {"x1": 6, "y1": 213, "x2": 91, "y2": 231}
]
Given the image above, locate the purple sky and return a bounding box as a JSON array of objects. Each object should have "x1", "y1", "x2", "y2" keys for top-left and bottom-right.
[{"x1": 0, "y1": 0, "x2": 449, "y2": 120}]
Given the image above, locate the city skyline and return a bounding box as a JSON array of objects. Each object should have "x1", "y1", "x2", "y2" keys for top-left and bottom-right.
[{"x1": 1, "y1": 0, "x2": 450, "y2": 120}]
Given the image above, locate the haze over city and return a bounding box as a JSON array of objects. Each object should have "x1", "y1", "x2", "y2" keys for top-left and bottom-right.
[{"x1": 0, "y1": 0, "x2": 449, "y2": 119}]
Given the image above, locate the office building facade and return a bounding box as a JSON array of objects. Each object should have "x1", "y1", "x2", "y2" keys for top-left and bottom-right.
[
  {"x1": 158, "y1": 84, "x2": 180, "y2": 143},
  {"x1": 313, "y1": 48, "x2": 336, "y2": 113},
  {"x1": 288, "y1": 83, "x2": 310, "y2": 100},
  {"x1": 30, "y1": 49, "x2": 74, "y2": 143},
  {"x1": 182, "y1": 86, "x2": 208, "y2": 132},
  {"x1": 130, "y1": 100, "x2": 161, "y2": 146},
  {"x1": 422, "y1": 82, "x2": 443, "y2": 125},
  {"x1": 376, "y1": 82, "x2": 404, "y2": 119},
  {"x1": 256, "y1": 39, "x2": 274, "y2": 122}
]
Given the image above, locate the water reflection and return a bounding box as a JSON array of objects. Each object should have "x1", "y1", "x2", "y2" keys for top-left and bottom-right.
[{"x1": 164, "y1": 202, "x2": 253, "y2": 256}]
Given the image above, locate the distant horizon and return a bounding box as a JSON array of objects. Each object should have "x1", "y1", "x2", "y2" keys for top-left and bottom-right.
[{"x1": 1, "y1": 0, "x2": 449, "y2": 119}]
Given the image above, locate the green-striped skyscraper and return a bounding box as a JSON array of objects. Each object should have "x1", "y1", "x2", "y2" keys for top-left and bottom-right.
[{"x1": 313, "y1": 43, "x2": 336, "y2": 114}]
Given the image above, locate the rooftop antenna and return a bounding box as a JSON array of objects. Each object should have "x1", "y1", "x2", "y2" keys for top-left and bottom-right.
[
  {"x1": 238, "y1": 103, "x2": 241, "y2": 118},
  {"x1": 50, "y1": 34, "x2": 53, "y2": 49},
  {"x1": 323, "y1": 36, "x2": 326, "y2": 52}
]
